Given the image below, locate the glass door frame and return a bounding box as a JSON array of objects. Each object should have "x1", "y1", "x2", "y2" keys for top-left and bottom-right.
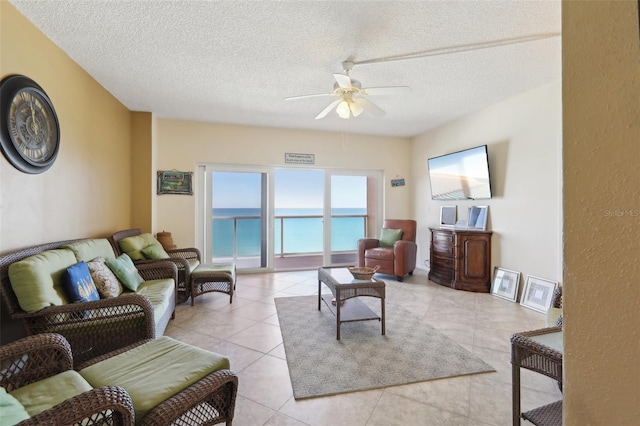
[
  {"x1": 323, "y1": 168, "x2": 384, "y2": 266},
  {"x1": 197, "y1": 164, "x2": 274, "y2": 272}
]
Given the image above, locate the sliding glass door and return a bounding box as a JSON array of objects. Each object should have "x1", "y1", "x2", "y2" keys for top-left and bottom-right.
[{"x1": 199, "y1": 165, "x2": 382, "y2": 272}]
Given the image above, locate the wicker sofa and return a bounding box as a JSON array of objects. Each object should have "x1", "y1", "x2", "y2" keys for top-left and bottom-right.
[
  {"x1": 1, "y1": 333, "x2": 238, "y2": 425},
  {"x1": 0, "y1": 238, "x2": 177, "y2": 365}
]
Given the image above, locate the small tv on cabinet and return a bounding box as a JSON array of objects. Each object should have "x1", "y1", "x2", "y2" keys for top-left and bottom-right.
[{"x1": 428, "y1": 145, "x2": 492, "y2": 200}]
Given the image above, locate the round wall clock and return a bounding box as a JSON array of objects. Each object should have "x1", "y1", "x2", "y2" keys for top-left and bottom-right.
[{"x1": 0, "y1": 75, "x2": 60, "y2": 174}]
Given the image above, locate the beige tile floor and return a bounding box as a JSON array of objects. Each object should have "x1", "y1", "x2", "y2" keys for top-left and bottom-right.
[{"x1": 164, "y1": 269, "x2": 562, "y2": 426}]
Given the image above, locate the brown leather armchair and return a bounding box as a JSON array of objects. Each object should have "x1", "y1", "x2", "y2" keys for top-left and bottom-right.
[{"x1": 357, "y1": 219, "x2": 417, "y2": 281}]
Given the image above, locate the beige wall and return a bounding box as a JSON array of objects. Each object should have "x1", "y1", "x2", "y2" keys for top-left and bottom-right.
[
  {"x1": 562, "y1": 1, "x2": 640, "y2": 424},
  {"x1": 153, "y1": 119, "x2": 412, "y2": 249},
  {"x1": 412, "y1": 81, "x2": 563, "y2": 291},
  {"x1": 130, "y1": 112, "x2": 153, "y2": 233},
  {"x1": 0, "y1": 2, "x2": 132, "y2": 251}
]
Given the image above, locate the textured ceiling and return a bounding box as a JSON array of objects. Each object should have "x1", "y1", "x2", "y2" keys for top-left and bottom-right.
[{"x1": 10, "y1": 0, "x2": 561, "y2": 138}]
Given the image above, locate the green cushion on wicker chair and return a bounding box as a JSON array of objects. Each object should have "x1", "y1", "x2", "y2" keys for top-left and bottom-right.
[{"x1": 80, "y1": 336, "x2": 230, "y2": 422}]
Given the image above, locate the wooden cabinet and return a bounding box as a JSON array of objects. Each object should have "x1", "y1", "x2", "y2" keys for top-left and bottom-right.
[{"x1": 428, "y1": 228, "x2": 492, "y2": 292}]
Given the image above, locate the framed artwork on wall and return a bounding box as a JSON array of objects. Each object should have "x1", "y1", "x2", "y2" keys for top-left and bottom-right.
[
  {"x1": 520, "y1": 275, "x2": 559, "y2": 313},
  {"x1": 491, "y1": 267, "x2": 520, "y2": 302},
  {"x1": 157, "y1": 170, "x2": 193, "y2": 195}
]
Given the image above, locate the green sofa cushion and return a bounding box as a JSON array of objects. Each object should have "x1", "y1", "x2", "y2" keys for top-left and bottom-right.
[
  {"x1": 63, "y1": 238, "x2": 116, "y2": 262},
  {"x1": 141, "y1": 243, "x2": 170, "y2": 260},
  {"x1": 0, "y1": 387, "x2": 30, "y2": 425},
  {"x1": 107, "y1": 254, "x2": 144, "y2": 292},
  {"x1": 134, "y1": 278, "x2": 175, "y2": 322},
  {"x1": 80, "y1": 336, "x2": 230, "y2": 423},
  {"x1": 8, "y1": 249, "x2": 76, "y2": 312},
  {"x1": 118, "y1": 233, "x2": 159, "y2": 261},
  {"x1": 379, "y1": 228, "x2": 403, "y2": 248},
  {"x1": 10, "y1": 370, "x2": 92, "y2": 417}
]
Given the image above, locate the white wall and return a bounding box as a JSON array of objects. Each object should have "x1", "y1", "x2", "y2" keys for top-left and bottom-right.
[
  {"x1": 412, "y1": 80, "x2": 562, "y2": 291},
  {"x1": 153, "y1": 120, "x2": 412, "y2": 249}
]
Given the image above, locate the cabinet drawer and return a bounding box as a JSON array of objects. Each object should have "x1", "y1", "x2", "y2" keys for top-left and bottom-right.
[
  {"x1": 432, "y1": 254, "x2": 455, "y2": 269},
  {"x1": 432, "y1": 231, "x2": 454, "y2": 246},
  {"x1": 433, "y1": 242, "x2": 455, "y2": 256}
]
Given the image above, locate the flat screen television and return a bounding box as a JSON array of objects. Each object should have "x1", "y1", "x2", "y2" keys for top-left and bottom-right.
[{"x1": 428, "y1": 145, "x2": 492, "y2": 200}]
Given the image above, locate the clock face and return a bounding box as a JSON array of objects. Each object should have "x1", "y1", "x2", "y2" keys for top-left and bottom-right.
[{"x1": 0, "y1": 75, "x2": 60, "y2": 174}]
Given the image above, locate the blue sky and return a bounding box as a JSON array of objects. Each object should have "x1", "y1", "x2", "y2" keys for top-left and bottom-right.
[{"x1": 212, "y1": 170, "x2": 366, "y2": 209}]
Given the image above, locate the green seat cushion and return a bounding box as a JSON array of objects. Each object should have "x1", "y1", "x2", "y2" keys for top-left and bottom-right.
[
  {"x1": 379, "y1": 228, "x2": 403, "y2": 248},
  {"x1": 141, "y1": 244, "x2": 170, "y2": 260},
  {"x1": 63, "y1": 238, "x2": 116, "y2": 262},
  {"x1": 118, "y1": 234, "x2": 160, "y2": 261},
  {"x1": 0, "y1": 387, "x2": 30, "y2": 425},
  {"x1": 107, "y1": 254, "x2": 144, "y2": 291},
  {"x1": 192, "y1": 262, "x2": 235, "y2": 278},
  {"x1": 135, "y1": 278, "x2": 175, "y2": 321},
  {"x1": 80, "y1": 336, "x2": 230, "y2": 423},
  {"x1": 10, "y1": 370, "x2": 92, "y2": 417},
  {"x1": 8, "y1": 249, "x2": 76, "y2": 312}
]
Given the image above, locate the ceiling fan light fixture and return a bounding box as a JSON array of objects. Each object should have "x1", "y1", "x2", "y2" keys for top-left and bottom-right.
[{"x1": 336, "y1": 100, "x2": 351, "y2": 119}]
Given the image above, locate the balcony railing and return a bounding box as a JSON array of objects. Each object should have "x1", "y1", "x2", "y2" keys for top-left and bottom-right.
[{"x1": 212, "y1": 214, "x2": 367, "y2": 259}]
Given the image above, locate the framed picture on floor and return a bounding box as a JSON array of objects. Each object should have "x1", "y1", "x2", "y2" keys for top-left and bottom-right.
[
  {"x1": 490, "y1": 267, "x2": 520, "y2": 302},
  {"x1": 520, "y1": 275, "x2": 559, "y2": 313}
]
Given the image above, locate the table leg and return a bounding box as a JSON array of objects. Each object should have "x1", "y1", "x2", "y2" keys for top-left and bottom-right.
[
  {"x1": 336, "y1": 289, "x2": 341, "y2": 340},
  {"x1": 381, "y1": 296, "x2": 385, "y2": 336},
  {"x1": 318, "y1": 280, "x2": 321, "y2": 310},
  {"x1": 512, "y1": 361, "x2": 521, "y2": 425}
]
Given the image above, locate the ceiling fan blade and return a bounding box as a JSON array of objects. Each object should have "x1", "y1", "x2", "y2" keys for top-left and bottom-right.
[
  {"x1": 361, "y1": 86, "x2": 412, "y2": 96},
  {"x1": 333, "y1": 73, "x2": 352, "y2": 89},
  {"x1": 350, "y1": 99, "x2": 365, "y2": 117},
  {"x1": 356, "y1": 97, "x2": 386, "y2": 117},
  {"x1": 315, "y1": 99, "x2": 342, "y2": 120},
  {"x1": 285, "y1": 93, "x2": 335, "y2": 101}
]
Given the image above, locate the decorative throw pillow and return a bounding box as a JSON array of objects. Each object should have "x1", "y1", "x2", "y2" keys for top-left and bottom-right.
[
  {"x1": 379, "y1": 228, "x2": 403, "y2": 248},
  {"x1": 87, "y1": 257, "x2": 123, "y2": 298},
  {"x1": 65, "y1": 261, "x2": 100, "y2": 303},
  {"x1": 107, "y1": 254, "x2": 144, "y2": 292},
  {"x1": 141, "y1": 243, "x2": 170, "y2": 259}
]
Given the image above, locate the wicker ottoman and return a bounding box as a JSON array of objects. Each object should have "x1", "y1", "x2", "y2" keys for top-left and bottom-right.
[{"x1": 191, "y1": 262, "x2": 236, "y2": 306}]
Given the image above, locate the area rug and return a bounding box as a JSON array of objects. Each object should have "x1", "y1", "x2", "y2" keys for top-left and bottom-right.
[{"x1": 275, "y1": 295, "x2": 495, "y2": 400}]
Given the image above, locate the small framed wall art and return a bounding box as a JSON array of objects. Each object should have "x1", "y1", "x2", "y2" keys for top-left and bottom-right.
[
  {"x1": 520, "y1": 275, "x2": 559, "y2": 313},
  {"x1": 157, "y1": 170, "x2": 193, "y2": 195},
  {"x1": 490, "y1": 267, "x2": 520, "y2": 302}
]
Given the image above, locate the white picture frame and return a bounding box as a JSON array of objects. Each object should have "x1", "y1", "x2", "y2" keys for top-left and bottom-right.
[
  {"x1": 440, "y1": 206, "x2": 457, "y2": 227},
  {"x1": 491, "y1": 267, "x2": 520, "y2": 302},
  {"x1": 468, "y1": 205, "x2": 488, "y2": 230},
  {"x1": 520, "y1": 275, "x2": 559, "y2": 313}
]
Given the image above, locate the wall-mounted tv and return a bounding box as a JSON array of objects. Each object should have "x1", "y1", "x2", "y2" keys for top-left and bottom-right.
[{"x1": 428, "y1": 145, "x2": 492, "y2": 200}]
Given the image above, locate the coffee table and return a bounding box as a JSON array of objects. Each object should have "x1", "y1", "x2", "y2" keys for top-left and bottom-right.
[{"x1": 317, "y1": 266, "x2": 385, "y2": 340}]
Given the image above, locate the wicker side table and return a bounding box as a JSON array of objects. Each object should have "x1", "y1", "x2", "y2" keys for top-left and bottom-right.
[{"x1": 511, "y1": 326, "x2": 563, "y2": 426}]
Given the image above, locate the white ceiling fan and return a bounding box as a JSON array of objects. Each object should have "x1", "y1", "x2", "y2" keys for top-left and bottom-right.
[{"x1": 285, "y1": 61, "x2": 411, "y2": 120}]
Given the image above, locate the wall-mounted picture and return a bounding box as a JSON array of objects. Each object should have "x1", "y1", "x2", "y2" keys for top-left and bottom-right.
[
  {"x1": 520, "y1": 275, "x2": 559, "y2": 313},
  {"x1": 491, "y1": 267, "x2": 520, "y2": 302},
  {"x1": 157, "y1": 170, "x2": 193, "y2": 195},
  {"x1": 440, "y1": 206, "x2": 457, "y2": 227},
  {"x1": 468, "y1": 205, "x2": 488, "y2": 230}
]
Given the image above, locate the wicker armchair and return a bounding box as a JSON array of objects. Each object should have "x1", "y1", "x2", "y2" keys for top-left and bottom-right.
[
  {"x1": 1, "y1": 333, "x2": 135, "y2": 425},
  {"x1": 0, "y1": 239, "x2": 177, "y2": 365},
  {"x1": 111, "y1": 229, "x2": 201, "y2": 304},
  {"x1": 2, "y1": 333, "x2": 238, "y2": 426}
]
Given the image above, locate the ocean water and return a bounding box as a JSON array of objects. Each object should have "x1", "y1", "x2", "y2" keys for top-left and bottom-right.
[{"x1": 212, "y1": 208, "x2": 366, "y2": 257}]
